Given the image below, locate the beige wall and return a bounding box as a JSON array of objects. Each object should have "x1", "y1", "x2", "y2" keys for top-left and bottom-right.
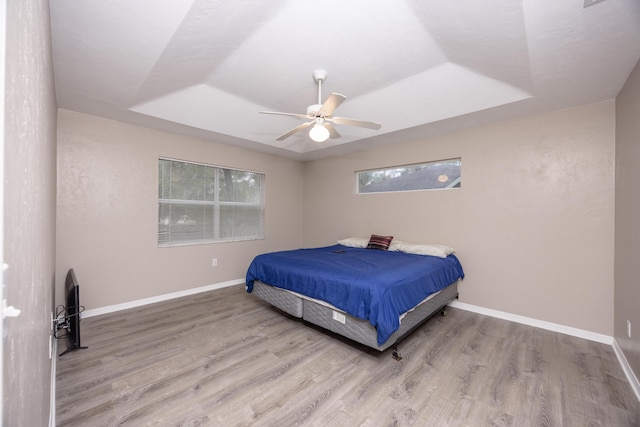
[
  {"x1": 615, "y1": 59, "x2": 640, "y2": 376},
  {"x1": 304, "y1": 101, "x2": 615, "y2": 335},
  {"x1": 56, "y1": 110, "x2": 304, "y2": 310},
  {"x1": 56, "y1": 101, "x2": 618, "y2": 337},
  {"x1": 52, "y1": 49, "x2": 638, "y2": 395},
  {"x1": 3, "y1": 0, "x2": 58, "y2": 425}
]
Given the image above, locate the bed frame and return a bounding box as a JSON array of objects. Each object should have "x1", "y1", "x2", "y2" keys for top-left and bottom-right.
[{"x1": 251, "y1": 280, "x2": 459, "y2": 355}]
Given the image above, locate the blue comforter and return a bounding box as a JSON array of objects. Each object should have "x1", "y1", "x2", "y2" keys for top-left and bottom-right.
[{"x1": 246, "y1": 244, "x2": 464, "y2": 345}]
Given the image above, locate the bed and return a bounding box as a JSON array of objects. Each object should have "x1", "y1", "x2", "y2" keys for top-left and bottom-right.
[{"x1": 245, "y1": 238, "x2": 465, "y2": 353}]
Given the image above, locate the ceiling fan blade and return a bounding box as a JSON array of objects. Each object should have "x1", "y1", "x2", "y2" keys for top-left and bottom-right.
[
  {"x1": 318, "y1": 93, "x2": 347, "y2": 116},
  {"x1": 324, "y1": 122, "x2": 341, "y2": 139},
  {"x1": 331, "y1": 116, "x2": 381, "y2": 130},
  {"x1": 260, "y1": 111, "x2": 309, "y2": 120},
  {"x1": 275, "y1": 121, "x2": 313, "y2": 141}
]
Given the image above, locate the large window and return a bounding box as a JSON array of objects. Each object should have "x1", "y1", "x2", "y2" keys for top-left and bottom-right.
[
  {"x1": 158, "y1": 158, "x2": 265, "y2": 246},
  {"x1": 357, "y1": 158, "x2": 461, "y2": 194}
]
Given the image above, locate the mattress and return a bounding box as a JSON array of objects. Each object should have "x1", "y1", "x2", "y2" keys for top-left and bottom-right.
[{"x1": 246, "y1": 245, "x2": 464, "y2": 345}]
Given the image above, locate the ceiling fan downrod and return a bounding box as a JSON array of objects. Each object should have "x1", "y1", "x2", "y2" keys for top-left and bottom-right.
[{"x1": 313, "y1": 69, "x2": 327, "y2": 108}]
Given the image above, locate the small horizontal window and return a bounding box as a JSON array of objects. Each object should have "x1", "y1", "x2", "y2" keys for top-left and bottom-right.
[{"x1": 357, "y1": 158, "x2": 461, "y2": 194}]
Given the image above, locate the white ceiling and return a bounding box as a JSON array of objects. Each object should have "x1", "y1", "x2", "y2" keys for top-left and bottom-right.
[{"x1": 49, "y1": 0, "x2": 640, "y2": 161}]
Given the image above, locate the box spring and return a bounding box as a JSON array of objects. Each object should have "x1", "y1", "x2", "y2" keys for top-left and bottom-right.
[
  {"x1": 252, "y1": 280, "x2": 303, "y2": 318},
  {"x1": 251, "y1": 280, "x2": 458, "y2": 351}
]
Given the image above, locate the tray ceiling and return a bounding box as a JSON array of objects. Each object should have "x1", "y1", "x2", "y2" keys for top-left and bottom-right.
[{"x1": 50, "y1": 0, "x2": 640, "y2": 160}]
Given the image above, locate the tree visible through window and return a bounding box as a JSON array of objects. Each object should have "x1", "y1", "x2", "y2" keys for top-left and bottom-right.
[
  {"x1": 158, "y1": 158, "x2": 265, "y2": 246},
  {"x1": 357, "y1": 159, "x2": 461, "y2": 194}
]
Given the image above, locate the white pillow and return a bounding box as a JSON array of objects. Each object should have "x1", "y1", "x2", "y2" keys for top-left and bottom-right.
[
  {"x1": 389, "y1": 240, "x2": 455, "y2": 258},
  {"x1": 337, "y1": 237, "x2": 369, "y2": 248},
  {"x1": 388, "y1": 240, "x2": 404, "y2": 252}
]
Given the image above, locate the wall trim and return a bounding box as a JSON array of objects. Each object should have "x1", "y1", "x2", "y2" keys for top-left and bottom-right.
[
  {"x1": 85, "y1": 283, "x2": 613, "y2": 344},
  {"x1": 452, "y1": 301, "x2": 640, "y2": 402},
  {"x1": 612, "y1": 338, "x2": 640, "y2": 402},
  {"x1": 49, "y1": 337, "x2": 57, "y2": 427},
  {"x1": 82, "y1": 279, "x2": 244, "y2": 318},
  {"x1": 448, "y1": 300, "x2": 613, "y2": 345}
]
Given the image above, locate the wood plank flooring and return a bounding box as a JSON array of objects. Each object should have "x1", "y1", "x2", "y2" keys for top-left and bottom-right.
[{"x1": 56, "y1": 285, "x2": 640, "y2": 426}]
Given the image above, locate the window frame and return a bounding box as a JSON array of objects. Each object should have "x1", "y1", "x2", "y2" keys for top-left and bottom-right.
[
  {"x1": 355, "y1": 158, "x2": 461, "y2": 194},
  {"x1": 158, "y1": 157, "x2": 265, "y2": 247}
]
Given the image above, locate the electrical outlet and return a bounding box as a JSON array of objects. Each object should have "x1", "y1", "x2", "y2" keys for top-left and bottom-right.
[
  {"x1": 627, "y1": 320, "x2": 632, "y2": 339},
  {"x1": 211, "y1": 258, "x2": 218, "y2": 267},
  {"x1": 52, "y1": 312, "x2": 66, "y2": 337}
]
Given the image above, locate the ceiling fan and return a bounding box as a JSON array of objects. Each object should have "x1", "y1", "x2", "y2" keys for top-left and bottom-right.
[{"x1": 260, "y1": 69, "x2": 381, "y2": 142}]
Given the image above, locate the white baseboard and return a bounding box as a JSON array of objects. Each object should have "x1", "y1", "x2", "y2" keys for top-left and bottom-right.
[
  {"x1": 49, "y1": 336, "x2": 57, "y2": 427},
  {"x1": 448, "y1": 300, "x2": 640, "y2": 403},
  {"x1": 85, "y1": 283, "x2": 613, "y2": 344},
  {"x1": 612, "y1": 338, "x2": 640, "y2": 402},
  {"x1": 82, "y1": 278, "x2": 244, "y2": 318},
  {"x1": 448, "y1": 300, "x2": 613, "y2": 345}
]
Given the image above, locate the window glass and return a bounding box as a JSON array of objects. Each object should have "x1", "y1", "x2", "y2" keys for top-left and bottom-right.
[
  {"x1": 357, "y1": 158, "x2": 461, "y2": 194},
  {"x1": 158, "y1": 158, "x2": 264, "y2": 246}
]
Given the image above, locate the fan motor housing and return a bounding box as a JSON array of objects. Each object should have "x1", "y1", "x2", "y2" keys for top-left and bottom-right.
[
  {"x1": 313, "y1": 69, "x2": 327, "y2": 83},
  {"x1": 306, "y1": 104, "x2": 322, "y2": 116}
]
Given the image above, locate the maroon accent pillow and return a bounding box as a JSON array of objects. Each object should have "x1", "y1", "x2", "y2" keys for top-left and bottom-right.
[{"x1": 366, "y1": 234, "x2": 394, "y2": 251}]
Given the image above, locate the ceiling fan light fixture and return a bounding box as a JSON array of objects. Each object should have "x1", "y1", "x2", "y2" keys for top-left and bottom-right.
[
  {"x1": 260, "y1": 70, "x2": 380, "y2": 142},
  {"x1": 309, "y1": 120, "x2": 330, "y2": 142}
]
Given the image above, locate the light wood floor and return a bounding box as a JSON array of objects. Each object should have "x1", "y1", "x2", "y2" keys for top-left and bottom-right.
[{"x1": 56, "y1": 285, "x2": 640, "y2": 426}]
